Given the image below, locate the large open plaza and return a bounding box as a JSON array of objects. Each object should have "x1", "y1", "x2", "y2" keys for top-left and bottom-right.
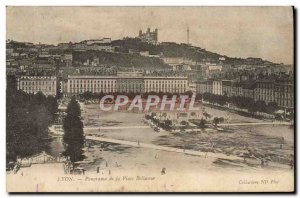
[
  {"x1": 80, "y1": 103, "x2": 294, "y2": 172},
  {"x1": 7, "y1": 102, "x2": 294, "y2": 192}
]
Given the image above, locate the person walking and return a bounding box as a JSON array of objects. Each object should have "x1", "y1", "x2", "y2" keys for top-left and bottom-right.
[
  {"x1": 161, "y1": 167, "x2": 166, "y2": 175},
  {"x1": 290, "y1": 159, "x2": 294, "y2": 169}
]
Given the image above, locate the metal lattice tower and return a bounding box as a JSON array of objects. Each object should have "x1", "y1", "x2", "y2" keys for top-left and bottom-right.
[{"x1": 187, "y1": 27, "x2": 190, "y2": 45}]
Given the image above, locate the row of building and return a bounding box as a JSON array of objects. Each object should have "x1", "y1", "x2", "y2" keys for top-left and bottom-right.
[
  {"x1": 58, "y1": 38, "x2": 114, "y2": 52},
  {"x1": 6, "y1": 38, "x2": 113, "y2": 70},
  {"x1": 17, "y1": 73, "x2": 294, "y2": 109},
  {"x1": 196, "y1": 79, "x2": 294, "y2": 109},
  {"x1": 17, "y1": 72, "x2": 188, "y2": 96}
]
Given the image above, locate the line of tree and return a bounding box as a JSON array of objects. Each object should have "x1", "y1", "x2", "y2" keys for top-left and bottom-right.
[
  {"x1": 79, "y1": 91, "x2": 195, "y2": 101},
  {"x1": 189, "y1": 118, "x2": 208, "y2": 129},
  {"x1": 201, "y1": 92, "x2": 279, "y2": 114},
  {"x1": 145, "y1": 112, "x2": 173, "y2": 131},
  {"x1": 6, "y1": 76, "x2": 58, "y2": 163}
]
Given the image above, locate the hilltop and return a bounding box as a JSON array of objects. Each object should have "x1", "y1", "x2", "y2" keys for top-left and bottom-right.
[{"x1": 111, "y1": 38, "x2": 277, "y2": 66}]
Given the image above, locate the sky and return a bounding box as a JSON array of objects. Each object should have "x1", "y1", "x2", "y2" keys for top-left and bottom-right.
[{"x1": 6, "y1": 6, "x2": 294, "y2": 64}]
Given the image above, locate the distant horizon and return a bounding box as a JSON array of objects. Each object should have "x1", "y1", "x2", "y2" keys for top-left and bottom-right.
[{"x1": 6, "y1": 7, "x2": 294, "y2": 65}]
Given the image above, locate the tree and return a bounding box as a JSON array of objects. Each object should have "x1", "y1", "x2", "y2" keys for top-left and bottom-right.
[
  {"x1": 198, "y1": 118, "x2": 207, "y2": 129},
  {"x1": 180, "y1": 120, "x2": 189, "y2": 126},
  {"x1": 195, "y1": 93, "x2": 202, "y2": 101},
  {"x1": 66, "y1": 97, "x2": 81, "y2": 117},
  {"x1": 217, "y1": 95, "x2": 227, "y2": 106},
  {"x1": 203, "y1": 112, "x2": 211, "y2": 120},
  {"x1": 46, "y1": 95, "x2": 58, "y2": 120},
  {"x1": 213, "y1": 117, "x2": 220, "y2": 126},
  {"x1": 80, "y1": 91, "x2": 93, "y2": 100},
  {"x1": 218, "y1": 117, "x2": 225, "y2": 123},
  {"x1": 267, "y1": 102, "x2": 279, "y2": 113},
  {"x1": 255, "y1": 100, "x2": 267, "y2": 113},
  {"x1": 34, "y1": 91, "x2": 47, "y2": 105},
  {"x1": 63, "y1": 97, "x2": 85, "y2": 166},
  {"x1": 145, "y1": 114, "x2": 151, "y2": 120},
  {"x1": 164, "y1": 119, "x2": 173, "y2": 131},
  {"x1": 247, "y1": 100, "x2": 257, "y2": 114},
  {"x1": 150, "y1": 112, "x2": 157, "y2": 118},
  {"x1": 184, "y1": 91, "x2": 193, "y2": 98},
  {"x1": 6, "y1": 87, "x2": 57, "y2": 163}
]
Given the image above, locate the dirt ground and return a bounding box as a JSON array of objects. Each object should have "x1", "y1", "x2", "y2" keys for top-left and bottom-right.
[{"x1": 81, "y1": 104, "x2": 294, "y2": 171}]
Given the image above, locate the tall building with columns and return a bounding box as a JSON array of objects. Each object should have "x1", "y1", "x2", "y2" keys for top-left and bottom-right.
[
  {"x1": 65, "y1": 73, "x2": 188, "y2": 95},
  {"x1": 66, "y1": 76, "x2": 117, "y2": 94}
]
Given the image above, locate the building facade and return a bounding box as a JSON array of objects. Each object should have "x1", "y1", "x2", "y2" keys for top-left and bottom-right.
[
  {"x1": 117, "y1": 77, "x2": 145, "y2": 93},
  {"x1": 274, "y1": 82, "x2": 294, "y2": 109},
  {"x1": 144, "y1": 77, "x2": 188, "y2": 93},
  {"x1": 241, "y1": 82, "x2": 256, "y2": 99},
  {"x1": 196, "y1": 81, "x2": 206, "y2": 94},
  {"x1": 65, "y1": 74, "x2": 188, "y2": 95},
  {"x1": 72, "y1": 38, "x2": 114, "y2": 52},
  {"x1": 17, "y1": 76, "x2": 57, "y2": 96},
  {"x1": 254, "y1": 80, "x2": 275, "y2": 104},
  {"x1": 195, "y1": 80, "x2": 213, "y2": 94},
  {"x1": 212, "y1": 80, "x2": 222, "y2": 95},
  {"x1": 222, "y1": 80, "x2": 233, "y2": 96},
  {"x1": 66, "y1": 76, "x2": 117, "y2": 94},
  {"x1": 196, "y1": 78, "x2": 294, "y2": 109}
]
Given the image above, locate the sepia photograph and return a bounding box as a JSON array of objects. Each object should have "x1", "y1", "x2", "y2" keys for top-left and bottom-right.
[{"x1": 5, "y1": 6, "x2": 295, "y2": 192}]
